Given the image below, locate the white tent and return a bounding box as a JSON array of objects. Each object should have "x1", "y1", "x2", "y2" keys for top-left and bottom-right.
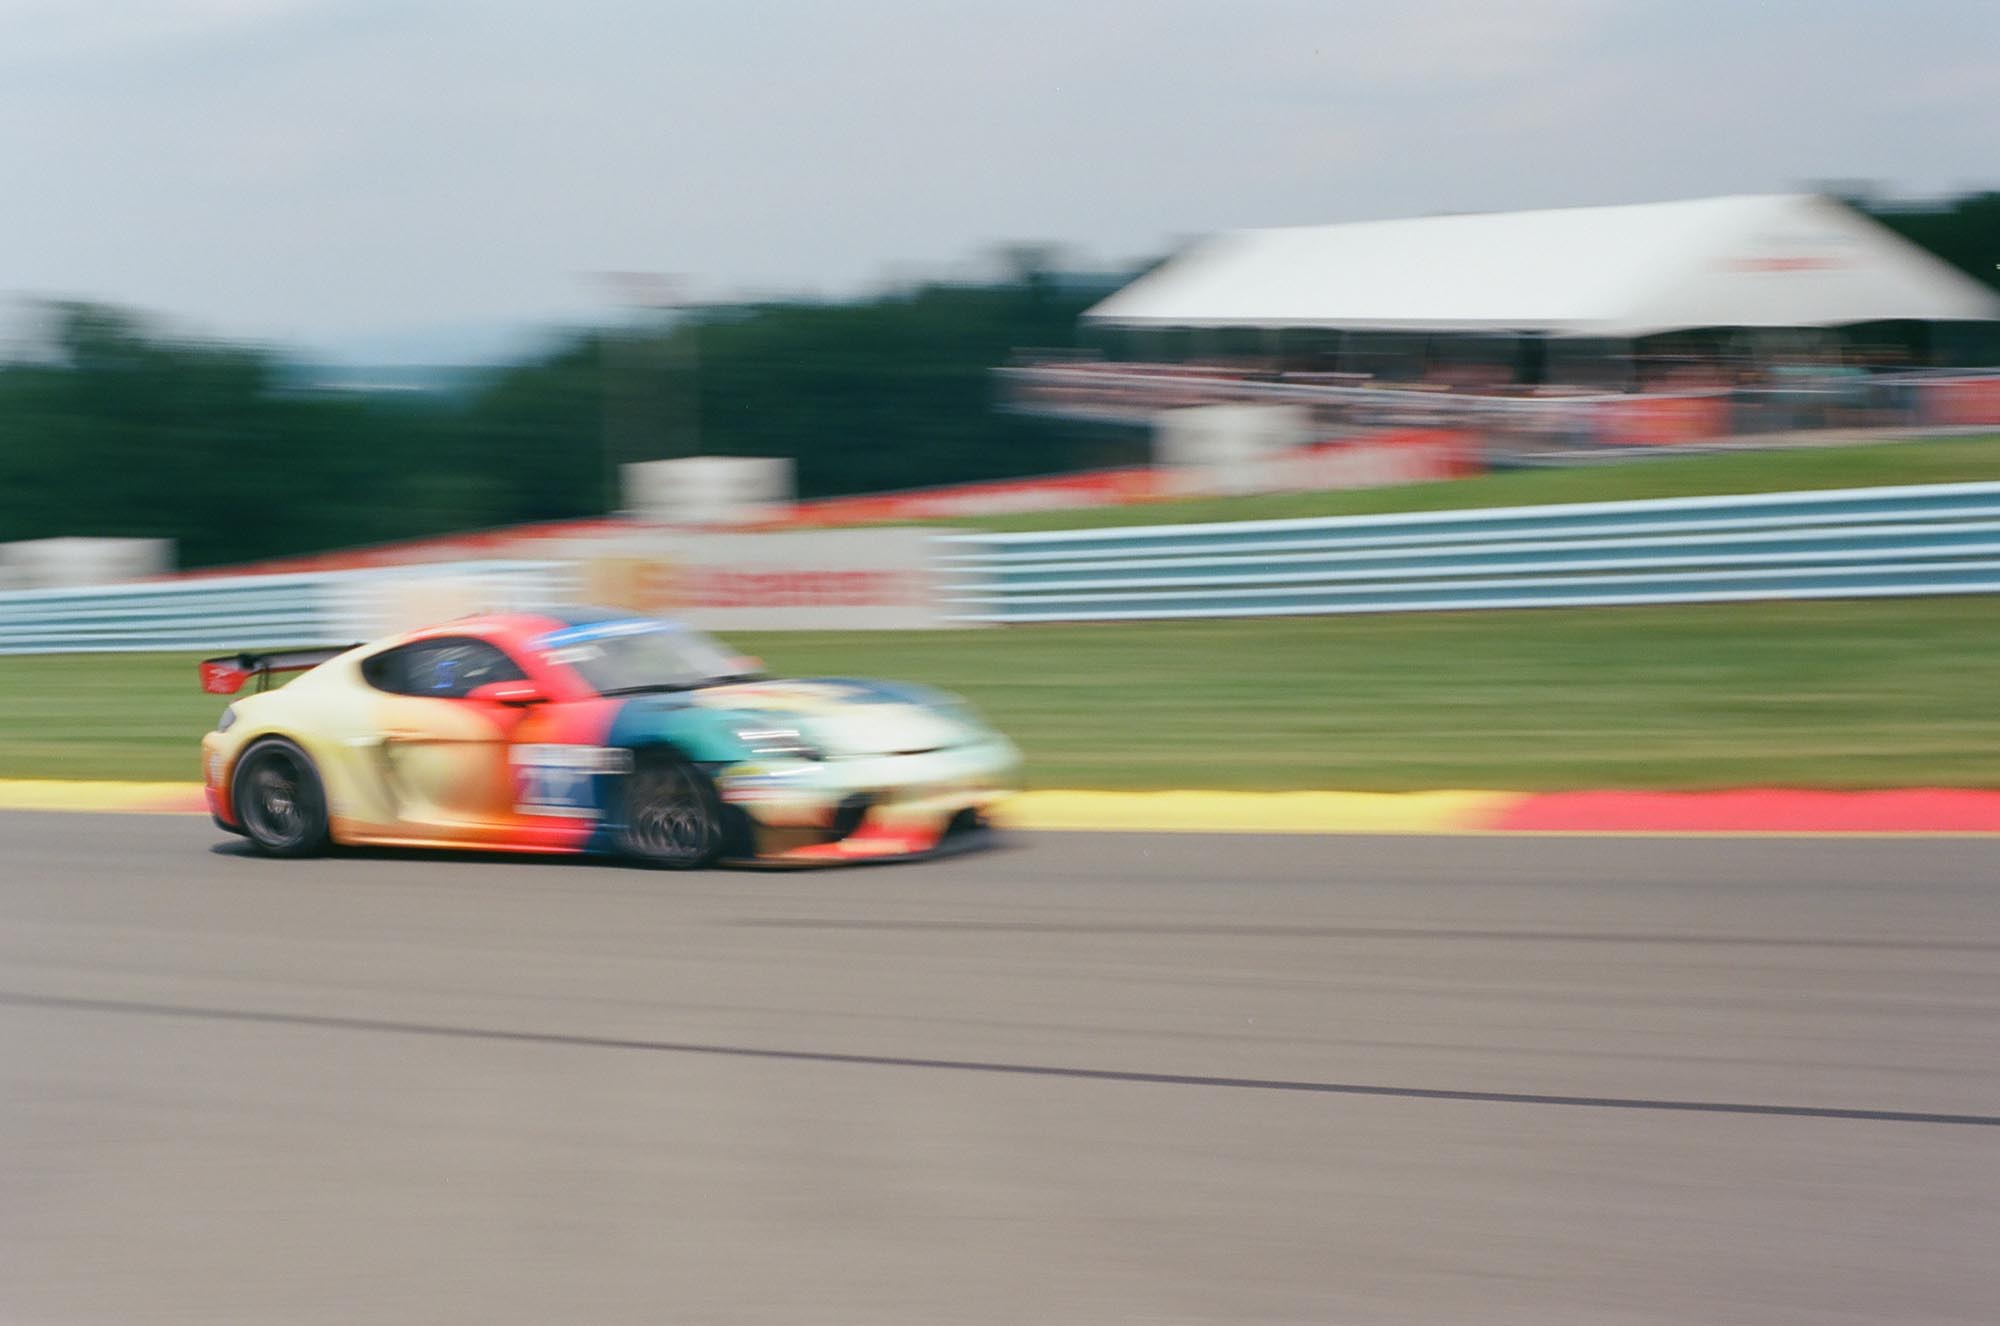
[{"x1": 1084, "y1": 195, "x2": 2000, "y2": 338}]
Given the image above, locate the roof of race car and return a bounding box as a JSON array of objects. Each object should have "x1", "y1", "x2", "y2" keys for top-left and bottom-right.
[{"x1": 397, "y1": 606, "x2": 667, "y2": 647}]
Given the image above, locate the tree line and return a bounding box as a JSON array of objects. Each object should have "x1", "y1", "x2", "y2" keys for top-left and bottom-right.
[{"x1": 0, "y1": 274, "x2": 1128, "y2": 567}]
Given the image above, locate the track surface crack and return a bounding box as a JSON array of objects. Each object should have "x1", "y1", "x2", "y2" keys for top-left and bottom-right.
[{"x1": 2, "y1": 988, "x2": 1993, "y2": 1128}]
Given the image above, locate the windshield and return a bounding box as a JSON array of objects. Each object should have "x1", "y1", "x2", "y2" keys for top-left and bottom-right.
[{"x1": 531, "y1": 618, "x2": 752, "y2": 695}]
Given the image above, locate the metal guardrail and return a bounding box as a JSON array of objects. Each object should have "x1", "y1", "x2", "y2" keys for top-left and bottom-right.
[
  {"x1": 6, "y1": 484, "x2": 1999, "y2": 646},
  {"x1": 936, "y1": 482, "x2": 2000, "y2": 622},
  {"x1": 0, "y1": 560, "x2": 566, "y2": 654}
]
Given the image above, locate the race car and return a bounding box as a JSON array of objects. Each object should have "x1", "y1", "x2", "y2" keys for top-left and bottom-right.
[{"x1": 200, "y1": 608, "x2": 1018, "y2": 866}]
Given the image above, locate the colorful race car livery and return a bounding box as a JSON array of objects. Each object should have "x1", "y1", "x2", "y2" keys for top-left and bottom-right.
[{"x1": 201, "y1": 609, "x2": 1018, "y2": 866}]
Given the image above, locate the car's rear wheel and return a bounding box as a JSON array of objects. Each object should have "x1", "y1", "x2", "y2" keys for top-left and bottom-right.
[
  {"x1": 619, "y1": 752, "x2": 725, "y2": 869},
  {"x1": 232, "y1": 737, "x2": 330, "y2": 858}
]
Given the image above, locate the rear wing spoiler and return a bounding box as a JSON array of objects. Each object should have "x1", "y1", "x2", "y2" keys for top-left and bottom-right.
[{"x1": 200, "y1": 646, "x2": 360, "y2": 695}]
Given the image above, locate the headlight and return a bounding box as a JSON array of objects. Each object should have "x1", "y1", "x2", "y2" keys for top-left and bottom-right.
[
  {"x1": 733, "y1": 726, "x2": 823, "y2": 761},
  {"x1": 216, "y1": 705, "x2": 237, "y2": 734}
]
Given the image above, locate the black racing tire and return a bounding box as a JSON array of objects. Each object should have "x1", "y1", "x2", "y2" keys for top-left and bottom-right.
[
  {"x1": 231, "y1": 737, "x2": 331, "y2": 858},
  {"x1": 618, "y1": 750, "x2": 726, "y2": 869}
]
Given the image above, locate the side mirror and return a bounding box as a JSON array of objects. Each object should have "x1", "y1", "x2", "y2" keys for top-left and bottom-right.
[{"x1": 467, "y1": 679, "x2": 546, "y2": 706}]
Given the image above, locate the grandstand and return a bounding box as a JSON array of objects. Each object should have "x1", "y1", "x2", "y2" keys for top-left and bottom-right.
[{"x1": 1003, "y1": 194, "x2": 2000, "y2": 451}]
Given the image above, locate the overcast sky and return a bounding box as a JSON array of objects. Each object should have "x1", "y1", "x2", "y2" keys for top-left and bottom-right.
[{"x1": 5, "y1": 0, "x2": 1995, "y2": 358}]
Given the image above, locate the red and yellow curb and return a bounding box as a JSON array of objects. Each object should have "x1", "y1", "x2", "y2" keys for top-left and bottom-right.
[
  {"x1": 3, "y1": 781, "x2": 2000, "y2": 835},
  {"x1": 1002, "y1": 788, "x2": 2000, "y2": 834}
]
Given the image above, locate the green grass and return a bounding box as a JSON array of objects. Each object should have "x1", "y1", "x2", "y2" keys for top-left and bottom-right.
[
  {"x1": 944, "y1": 435, "x2": 2000, "y2": 533},
  {"x1": 6, "y1": 598, "x2": 1997, "y2": 789}
]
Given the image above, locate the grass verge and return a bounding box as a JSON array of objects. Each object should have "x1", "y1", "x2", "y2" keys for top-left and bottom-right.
[
  {"x1": 944, "y1": 435, "x2": 2000, "y2": 533},
  {"x1": 2, "y1": 597, "x2": 1995, "y2": 790}
]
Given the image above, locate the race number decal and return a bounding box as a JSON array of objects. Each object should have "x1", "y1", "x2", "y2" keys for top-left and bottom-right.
[{"x1": 510, "y1": 745, "x2": 634, "y2": 818}]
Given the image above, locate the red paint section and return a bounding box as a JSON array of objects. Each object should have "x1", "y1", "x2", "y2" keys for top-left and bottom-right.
[
  {"x1": 780, "y1": 467, "x2": 1164, "y2": 526},
  {"x1": 1492, "y1": 788, "x2": 2000, "y2": 834}
]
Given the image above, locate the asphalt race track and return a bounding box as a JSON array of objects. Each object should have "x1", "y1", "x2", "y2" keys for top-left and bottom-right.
[{"x1": 2, "y1": 813, "x2": 1996, "y2": 1324}]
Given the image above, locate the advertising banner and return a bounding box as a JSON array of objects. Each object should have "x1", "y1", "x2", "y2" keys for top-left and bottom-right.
[
  {"x1": 0, "y1": 537, "x2": 174, "y2": 590},
  {"x1": 1593, "y1": 395, "x2": 1732, "y2": 446},
  {"x1": 581, "y1": 527, "x2": 953, "y2": 630},
  {"x1": 321, "y1": 562, "x2": 572, "y2": 642},
  {"x1": 1157, "y1": 427, "x2": 1476, "y2": 498},
  {"x1": 1921, "y1": 376, "x2": 2000, "y2": 427},
  {"x1": 622, "y1": 455, "x2": 796, "y2": 526},
  {"x1": 1154, "y1": 404, "x2": 1308, "y2": 496}
]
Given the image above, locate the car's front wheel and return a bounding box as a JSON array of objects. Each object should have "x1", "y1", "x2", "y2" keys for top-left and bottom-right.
[
  {"x1": 232, "y1": 737, "x2": 330, "y2": 857},
  {"x1": 619, "y1": 752, "x2": 725, "y2": 869}
]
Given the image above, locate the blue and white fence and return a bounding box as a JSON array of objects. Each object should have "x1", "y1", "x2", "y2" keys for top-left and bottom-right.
[
  {"x1": 4, "y1": 483, "x2": 1999, "y2": 648},
  {"x1": 0, "y1": 560, "x2": 567, "y2": 654},
  {"x1": 937, "y1": 481, "x2": 2000, "y2": 622}
]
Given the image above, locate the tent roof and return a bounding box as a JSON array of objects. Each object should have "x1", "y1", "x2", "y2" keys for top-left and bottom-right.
[{"x1": 1084, "y1": 194, "x2": 2000, "y2": 338}]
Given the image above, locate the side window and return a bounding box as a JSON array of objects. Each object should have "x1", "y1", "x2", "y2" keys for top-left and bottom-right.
[{"x1": 361, "y1": 638, "x2": 527, "y2": 699}]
